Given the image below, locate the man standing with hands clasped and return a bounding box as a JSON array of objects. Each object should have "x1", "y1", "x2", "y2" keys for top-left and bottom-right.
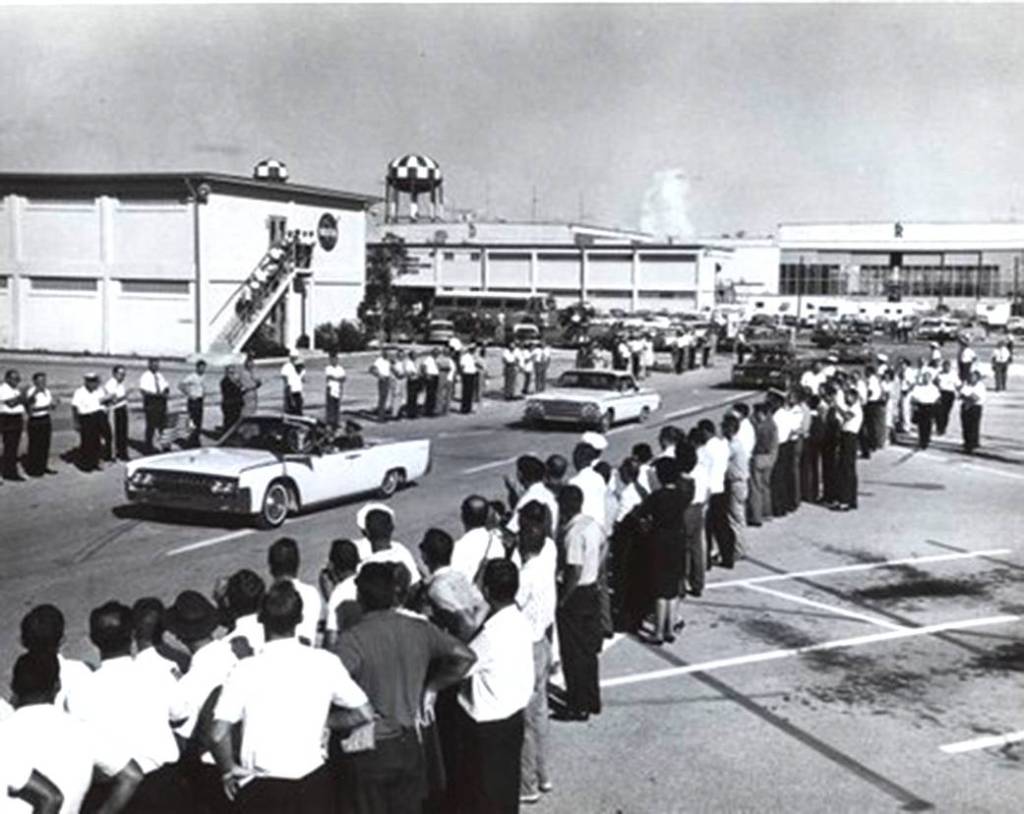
[
  {"x1": 140, "y1": 358, "x2": 170, "y2": 454},
  {"x1": 178, "y1": 359, "x2": 208, "y2": 448},
  {"x1": 324, "y1": 351, "x2": 347, "y2": 430}
]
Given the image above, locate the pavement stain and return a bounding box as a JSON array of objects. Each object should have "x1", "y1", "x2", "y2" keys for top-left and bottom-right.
[
  {"x1": 737, "y1": 617, "x2": 817, "y2": 649},
  {"x1": 849, "y1": 574, "x2": 990, "y2": 603},
  {"x1": 968, "y1": 641, "x2": 1024, "y2": 673}
]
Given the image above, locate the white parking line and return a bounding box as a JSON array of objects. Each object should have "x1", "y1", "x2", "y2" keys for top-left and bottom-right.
[
  {"x1": 939, "y1": 730, "x2": 1024, "y2": 754},
  {"x1": 600, "y1": 614, "x2": 1020, "y2": 689},
  {"x1": 706, "y1": 549, "x2": 1013, "y2": 590},
  {"x1": 742, "y1": 583, "x2": 905, "y2": 630},
  {"x1": 916, "y1": 451, "x2": 1024, "y2": 481},
  {"x1": 165, "y1": 529, "x2": 254, "y2": 557},
  {"x1": 461, "y1": 455, "x2": 520, "y2": 475}
]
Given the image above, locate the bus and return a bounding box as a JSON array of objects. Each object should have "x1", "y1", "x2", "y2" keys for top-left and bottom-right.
[{"x1": 427, "y1": 289, "x2": 559, "y2": 343}]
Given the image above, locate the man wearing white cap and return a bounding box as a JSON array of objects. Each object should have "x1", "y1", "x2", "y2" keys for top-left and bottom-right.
[
  {"x1": 71, "y1": 373, "x2": 108, "y2": 472},
  {"x1": 579, "y1": 431, "x2": 608, "y2": 455}
]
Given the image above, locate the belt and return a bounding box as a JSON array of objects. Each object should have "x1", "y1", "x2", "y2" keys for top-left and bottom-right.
[
  {"x1": 29, "y1": 411, "x2": 51, "y2": 419},
  {"x1": 110, "y1": 401, "x2": 128, "y2": 410}
]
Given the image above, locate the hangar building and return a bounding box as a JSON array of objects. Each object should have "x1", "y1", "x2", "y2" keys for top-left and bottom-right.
[{"x1": 0, "y1": 163, "x2": 375, "y2": 356}]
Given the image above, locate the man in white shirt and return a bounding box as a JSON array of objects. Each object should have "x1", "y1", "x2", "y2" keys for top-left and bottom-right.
[
  {"x1": 959, "y1": 369, "x2": 987, "y2": 453},
  {"x1": 139, "y1": 358, "x2": 170, "y2": 454},
  {"x1": 177, "y1": 359, "x2": 207, "y2": 448},
  {"x1": 517, "y1": 342, "x2": 536, "y2": 395},
  {"x1": 721, "y1": 413, "x2": 749, "y2": 564},
  {"x1": 698, "y1": 419, "x2": 731, "y2": 564},
  {"x1": 957, "y1": 338, "x2": 977, "y2": 383},
  {"x1": 19, "y1": 605, "x2": 94, "y2": 715},
  {"x1": 833, "y1": 386, "x2": 863, "y2": 511},
  {"x1": 104, "y1": 365, "x2": 130, "y2": 462},
  {"x1": 212, "y1": 583, "x2": 372, "y2": 812},
  {"x1": 402, "y1": 350, "x2": 422, "y2": 418},
  {"x1": 66, "y1": 601, "x2": 190, "y2": 811},
  {"x1": 991, "y1": 340, "x2": 1011, "y2": 392},
  {"x1": 456, "y1": 560, "x2": 534, "y2": 813},
  {"x1": 568, "y1": 442, "x2": 607, "y2": 530},
  {"x1": 322, "y1": 540, "x2": 362, "y2": 648},
  {"x1": 451, "y1": 495, "x2": 504, "y2": 583},
  {"x1": 70, "y1": 373, "x2": 109, "y2": 473},
  {"x1": 515, "y1": 505, "x2": 557, "y2": 803},
  {"x1": 799, "y1": 360, "x2": 824, "y2": 396},
  {"x1": 420, "y1": 349, "x2": 440, "y2": 416},
  {"x1": 369, "y1": 350, "x2": 394, "y2": 422},
  {"x1": 0, "y1": 651, "x2": 143, "y2": 814},
  {"x1": 132, "y1": 598, "x2": 189, "y2": 678},
  {"x1": 0, "y1": 368, "x2": 26, "y2": 481},
  {"x1": 267, "y1": 538, "x2": 322, "y2": 646},
  {"x1": 769, "y1": 390, "x2": 795, "y2": 516},
  {"x1": 505, "y1": 455, "x2": 559, "y2": 539},
  {"x1": 732, "y1": 402, "x2": 756, "y2": 460},
  {"x1": 534, "y1": 342, "x2": 551, "y2": 393},
  {"x1": 165, "y1": 590, "x2": 239, "y2": 806},
  {"x1": 458, "y1": 346, "x2": 479, "y2": 414},
  {"x1": 23, "y1": 372, "x2": 57, "y2": 477},
  {"x1": 501, "y1": 343, "x2": 518, "y2": 400},
  {"x1": 360, "y1": 506, "x2": 422, "y2": 587},
  {"x1": 219, "y1": 569, "x2": 267, "y2": 657},
  {"x1": 281, "y1": 354, "x2": 305, "y2": 416},
  {"x1": 324, "y1": 351, "x2": 346, "y2": 429},
  {"x1": 554, "y1": 485, "x2": 604, "y2": 721}
]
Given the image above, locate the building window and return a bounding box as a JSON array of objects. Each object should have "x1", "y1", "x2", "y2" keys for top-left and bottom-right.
[
  {"x1": 268, "y1": 215, "x2": 287, "y2": 245},
  {"x1": 469, "y1": 252, "x2": 481, "y2": 262},
  {"x1": 0, "y1": 277, "x2": 8, "y2": 290},
  {"x1": 120, "y1": 280, "x2": 190, "y2": 296},
  {"x1": 30, "y1": 277, "x2": 97, "y2": 292},
  {"x1": 443, "y1": 251, "x2": 455, "y2": 261}
]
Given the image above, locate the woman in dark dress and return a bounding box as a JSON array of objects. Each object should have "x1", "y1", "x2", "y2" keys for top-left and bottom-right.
[{"x1": 637, "y1": 457, "x2": 690, "y2": 644}]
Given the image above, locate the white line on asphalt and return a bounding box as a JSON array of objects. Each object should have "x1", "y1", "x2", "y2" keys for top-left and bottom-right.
[
  {"x1": 165, "y1": 529, "x2": 254, "y2": 557},
  {"x1": 742, "y1": 583, "x2": 905, "y2": 630},
  {"x1": 460, "y1": 455, "x2": 520, "y2": 475},
  {"x1": 962, "y1": 463, "x2": 1024, "y2": 481},
  {"x1": 599, "y1": 614, "x2": 1020, "y2": 689},
  {"x1": 705, "y1": 549, "x2": 1013, "y2": 590},
  {"x1": 660, "y1": 392, "x2": 751, "y2": 422},
  {"x1": 939, "y1": 730, "x2": 1024, "y2": 754}
]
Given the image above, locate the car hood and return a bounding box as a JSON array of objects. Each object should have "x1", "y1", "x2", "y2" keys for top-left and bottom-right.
[
  {"x1": 530, "y1": 388, "x2": 626, "y2": 402},
  {"x1": 128, "y1": 447, "x2": 278, "y2": 477}
]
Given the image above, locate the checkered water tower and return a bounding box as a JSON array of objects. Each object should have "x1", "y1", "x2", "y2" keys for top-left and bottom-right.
[
  {"x1": 384, "y1": 154, "x2": 444, "y2": 222},
  {"x1": 253, "y1": 158, "x2": 289, "y2": 182}
]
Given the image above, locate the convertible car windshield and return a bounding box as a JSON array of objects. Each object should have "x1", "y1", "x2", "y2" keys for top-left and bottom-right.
[
  {"x1": 556, "y1": 372, "x2": 635, "y2": 392},
  {"x1": 220, "y1": 416, "x2": 364, "y2": 456}
]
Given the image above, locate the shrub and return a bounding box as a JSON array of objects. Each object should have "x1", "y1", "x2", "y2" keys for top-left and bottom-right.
[
  {"x1": 314, "y1": 320, "x2": 368, "y2": 353},
  {"x1": 243, "y1": 324, "x2": 289, "y2": 359}
]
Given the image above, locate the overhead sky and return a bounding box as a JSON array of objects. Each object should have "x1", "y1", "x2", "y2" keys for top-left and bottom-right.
[{"x1": 3, "y1": 3, "x2": 1024, "y2": 238}]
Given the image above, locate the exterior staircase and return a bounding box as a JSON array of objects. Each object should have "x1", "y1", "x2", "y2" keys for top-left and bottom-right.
[{"x1": 207, "y1": 242, "x2": 299, "y2": 355}]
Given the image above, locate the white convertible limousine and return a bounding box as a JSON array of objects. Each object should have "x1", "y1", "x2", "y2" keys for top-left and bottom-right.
[
  {"x1": 523, "y1": 369, "x2": 662, "y2": 431},
  {"x1": 125, "y1": 414, "x2": 431, "y2": 528}
]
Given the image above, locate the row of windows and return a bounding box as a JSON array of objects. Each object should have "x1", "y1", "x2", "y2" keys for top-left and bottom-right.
[
  {"x1": 23, "y1": 277, "x2": 189, "y2": 295},
  {"x1": 779, "y1": 264, "x2": 1017, "y2": 298}
]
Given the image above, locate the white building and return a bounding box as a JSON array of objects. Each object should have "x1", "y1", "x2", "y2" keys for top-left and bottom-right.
[
  {"x1": 369, "y1": 218, "x2": 729, "y2": 313},
  {"x1": 0, "y1": 169, "x2": 376, "y2": 355}
]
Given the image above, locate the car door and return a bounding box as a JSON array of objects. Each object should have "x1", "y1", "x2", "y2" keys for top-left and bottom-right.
[
  {"x1": 292, "y1": 448, "x2": 371, "y2": 505},
  {"x1": 613, "y1": 376, "x2": 643, "y2": 420}
]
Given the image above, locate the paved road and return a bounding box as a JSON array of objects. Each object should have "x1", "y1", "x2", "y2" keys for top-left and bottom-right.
[{"x1": 0, "y1": 356, "x2": 1021, "y2": 811}]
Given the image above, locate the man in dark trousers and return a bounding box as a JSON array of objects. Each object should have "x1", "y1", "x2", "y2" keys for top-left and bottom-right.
[
  {"x1": 0, "y1": 368, "x2": 26, "y2": 480},
  {"x1": 71, "y1": 373, "x2": 108, "y2": 473},
  {"x1": 334, "y1": 563, "x2": 476, "y2": 814},
  {"x1": 220, "y1": 365, "x2": 245, "y2": 433},
  {"x1": 178, "y1": 360, "x2": 208, "y2": 448},
  {"x1": 24, "y1": 372, "x2": 57, "y2": 477},
  {"x1": 139, "y1": 358, "x2": 170, "y2": 454},
  {"x1": 104, "y1": 365, "x2": 130, "y2": 461},
  {"x1": 554, "y1": 485, "x2": 604, "y2": 722}
]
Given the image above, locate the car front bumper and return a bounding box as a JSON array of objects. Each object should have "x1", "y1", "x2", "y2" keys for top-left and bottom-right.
[{"x1": 125, "y1": 485, "x2": 253, "y2": 515}]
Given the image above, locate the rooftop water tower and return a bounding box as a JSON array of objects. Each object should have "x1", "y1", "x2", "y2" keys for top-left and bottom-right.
[{"x1": 385, "y1": 154, "x2": 444, "y2": 222}]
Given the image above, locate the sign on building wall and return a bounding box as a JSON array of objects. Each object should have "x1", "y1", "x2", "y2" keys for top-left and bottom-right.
[{"x1": 317, "y1": 213, "x2": 339, "y2": 251}]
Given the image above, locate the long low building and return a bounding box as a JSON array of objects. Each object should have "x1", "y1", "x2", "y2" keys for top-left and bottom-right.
[
  {"x1": 0, "y1": 167, "x2": 375, "y2": 356},
  {"x1": 369, "y1": 219, "x2": 728, "y2": 313}
]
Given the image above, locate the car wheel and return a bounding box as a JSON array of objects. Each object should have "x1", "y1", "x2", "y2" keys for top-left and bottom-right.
[
  {"x1": 258, "y1": 481, "x2": 292, "y2": 529},
  {"x1": 379, "y1": 468, "x2": 406, "y2": 498},
  {"x1": 638, "y1": 406, "x2": 651, "y2": 424},
  {"x1": 599, "y1": 410, "x2": 614, "y2": 432}
]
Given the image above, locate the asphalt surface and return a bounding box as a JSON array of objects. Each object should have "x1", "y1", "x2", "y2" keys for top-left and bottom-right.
[{"x1": 0, "y1": 346, "x2": 1021, "y2": 812}]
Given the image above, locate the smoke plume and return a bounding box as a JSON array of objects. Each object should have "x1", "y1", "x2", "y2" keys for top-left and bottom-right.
[{"x1": 640, "y1": 169, "x2": 696, "y2": 240}]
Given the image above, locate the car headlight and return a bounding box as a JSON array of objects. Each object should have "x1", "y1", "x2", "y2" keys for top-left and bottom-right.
[
  {"x1": 209, "y1": 478, "x2": 239, "y2": 495},
  {"x1": 128, "y1": 470, "x2": 155, "y2": 487},
  {"x1": 581, "y1": 403, "x2": 601, "y2": 418},
  {"x1": 525, "y1": 400, "x2": 543, "y2": 414}
]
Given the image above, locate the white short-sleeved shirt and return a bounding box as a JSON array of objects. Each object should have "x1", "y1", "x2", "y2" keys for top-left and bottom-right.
[
  {"x1": 0, "y1": 733, "x2": 33, "y2": 805},
  {"x1": 56, "y1": 655, "x2": 94, "y2": 714},
  {"x1": 71, "y1": 386, "x2": 105, "y2": 416},
  {"x1": 0, "y1": 383, "x2": 24, "y2": 417},
  {"x1": 960, "y1": 381, "x2": 987, "y2": 406},
  {"x1": 139, "y1": 370, "x2": 169, "y2": 397},
  {"x1": 370, "y1": 358, "x2": 392, "y2": 379},
  {"x1": 0, "y1": 703, "x2": 130, "y2": 814},
  {"x1": 64, "y1": 655, "x2": 186, "y2": 774},
  {"x1": 325, "y1": 364, "x2": 347, "y2": 398},
  {"x1": 507, "y1": 482, "x2": 559, "y2": 536},
  {"x1": 459, "y1": 352, "x2": 478, "y2": 374},
  {"x1": 229, "y1": 614, "x2": 265, "y2": 655},
  {"x1": 569, "y1": 466, "x2": 607, "y2": 530},
  {"x1": 105, "y1": 378, "x2": 128, "y2": 409},
  {"x1": 420, "y1": 355, "x2": 439, "y2": 377},
  {"x1": 284, "y1": 577, "x2": 323, "y2": 645},
  {"x1": 516, "y1": 546, "x2": 557, "y2": 643},
  {"x1": 281, "y1": 363, "x2": 304, "y2": 394},
  {"x1": 615, "y1": 482, "x2": 644, "y2": 524},
  {"x1": 324, "y1": 575, "x2": 358, "y2": 633},
  {"x1": 360, "y1": 543, "x2": 421, "y2": 587},
  {"x1": 174, "y1": 638, "x2": 238, "y2": 742},
  {"x1": 213, "y1": 638, "x2": 368, "y2": 780},
  {"x1": 563, "y1": 513, "x2": 604, "y2": 586},
  {"x1": 450, "y1": 527, "x2": 503, "y2": 583},
  {"x1": 135, "y1": 646, "x2": 180, "y2": 679},
  {"x1": 704, "y1": 436, "x2": 730, "y2": 495},
  {"x1": 841, "y1": 401, "x2": 864, "y2": 434},
  {"x1": 459, "y1": 606, "x2": 534, "y2": 723}
]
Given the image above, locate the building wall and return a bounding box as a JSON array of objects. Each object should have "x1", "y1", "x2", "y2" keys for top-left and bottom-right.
[{"x1": 198, "y1": 192, "x2": 365, "y2": 349}]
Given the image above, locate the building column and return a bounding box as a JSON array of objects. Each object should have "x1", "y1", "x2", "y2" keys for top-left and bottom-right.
[
  {"x1": 630, "y1": 250, "x2": 639, "y2": 312},
  {"x1": 529, "y1": 251, "x2": 538, "y2": 294},
  {"x1": 481, "y1": 248, "x2": 489, "y2": 291},
  {"x1": 6, "y1": 195, "x2": 23, "y2": 349},
  {"x1": 98, "y1": 196, "x2": 114, "y2": 354},
  {"x1": 579, "y1": 249, "x2": 588, "y2": 303}
]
